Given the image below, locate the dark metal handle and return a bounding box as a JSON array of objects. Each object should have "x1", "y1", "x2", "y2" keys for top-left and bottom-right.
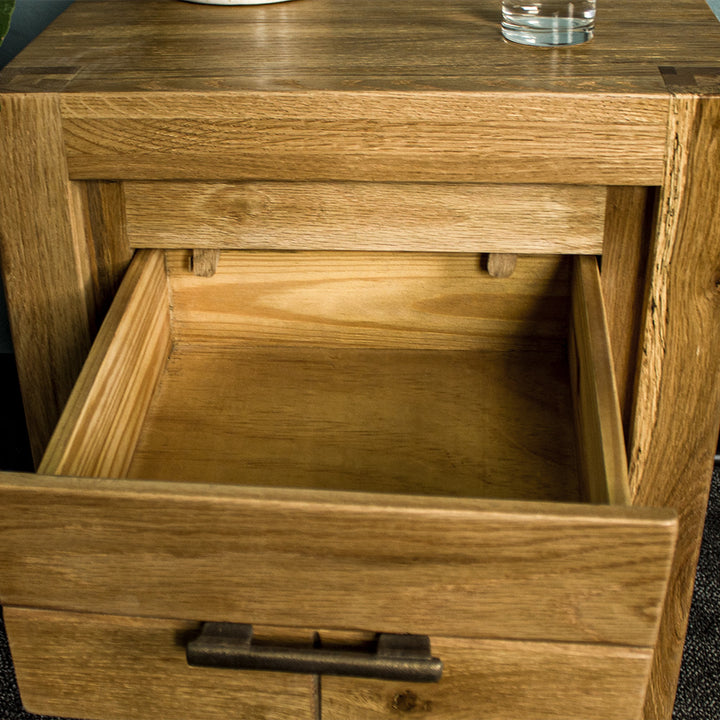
[{"x1": 186, "y1": 622, "x2": 443, "y2": 683}]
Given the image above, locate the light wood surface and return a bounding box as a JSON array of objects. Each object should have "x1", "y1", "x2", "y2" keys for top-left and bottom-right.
[
  {"x1": 570, "y1": 256, "x2": 629, "y2": 506},
  {"x1": 320, "y1": 630, "x2": 653, "y2": 720},
  {"x1": 47, "y1": 248, "x2": 576, "y2": 500},
  {"x1": 8, "y1": 0, "x2": 713, "y2": 186},
  {"x1": 0, "y1": 94, "x2": 92, "y2": 465},
  {"x1": 58, "y1": 92, "x2": 667, "y2": 185},
  {"x1": 124, "y1": 182, "x2": 606, "y2": 254},
  {"x1": 127, "y1": 344, "x2": 579, "y2": 501},
  {"x1": 166, "y1": 251, "x2": 571, "y2": 351},
  {"x1": 39, "y1": 250, "x2": 171, "y2": 479},
  {"x1": 41, "y1": 249, "x2": 577, "y2": 498},
  {"x1": 0, "y1": 473, "x2": 675, "y2": 646},
  {"x1": 627, "y1": 95, "x2": 720, "y2": 720},
  {"x1": 4, "y1": 606, "x2": 316, "y2": 720}
]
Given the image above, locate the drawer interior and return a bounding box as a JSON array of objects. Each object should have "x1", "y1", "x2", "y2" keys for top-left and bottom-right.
[{"x1": 40, "y1": 249, "x2": 624, "y2": 506}]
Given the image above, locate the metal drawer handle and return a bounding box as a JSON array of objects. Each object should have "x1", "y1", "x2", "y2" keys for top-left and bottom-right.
[{"x1": 186, "y1": 622, "x2": 443, "y2": 682}]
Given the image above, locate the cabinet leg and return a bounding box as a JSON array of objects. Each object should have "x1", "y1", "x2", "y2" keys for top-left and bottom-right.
[
  {"x1": 0, "y1": 95, "x2": 91, "y2": 465},
  {"x1": 627, "y1": 95, "x2": 720, "y2": 720}
]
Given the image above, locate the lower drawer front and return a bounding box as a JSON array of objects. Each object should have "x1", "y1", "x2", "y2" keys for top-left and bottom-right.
[
  {"x1": 321, "y1": 636, "x2": 652, "y2": 720},
  {"x1": 6, "y1": 607, "x2": 652, "y2": 720},
  {"x1": 5, "y1": 607, "x2": 317, "y2": 720}
]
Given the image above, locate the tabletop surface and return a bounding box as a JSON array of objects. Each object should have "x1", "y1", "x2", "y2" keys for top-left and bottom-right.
[{"x1": 1, "y1": 0, "x2": 720, "y2": 96}]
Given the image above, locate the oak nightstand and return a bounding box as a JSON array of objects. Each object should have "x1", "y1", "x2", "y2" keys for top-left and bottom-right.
[{"x1": 1, "y1": 2, "x2": 719, "y2": 718}]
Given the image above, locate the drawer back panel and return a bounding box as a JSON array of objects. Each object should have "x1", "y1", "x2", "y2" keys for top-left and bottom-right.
[{"x1": 166, "y1": 250, "x2": 572, "y2": 351}]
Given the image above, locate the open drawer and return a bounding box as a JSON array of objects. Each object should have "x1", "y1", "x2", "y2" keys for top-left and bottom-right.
[{"x1": 0, "y1": 249, "x2": 676, "y2": 720}]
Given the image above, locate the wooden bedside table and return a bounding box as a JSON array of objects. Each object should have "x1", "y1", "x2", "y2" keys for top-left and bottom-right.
[{"x1": 0, "y1": 1, "x2": 718, "y2": 719}]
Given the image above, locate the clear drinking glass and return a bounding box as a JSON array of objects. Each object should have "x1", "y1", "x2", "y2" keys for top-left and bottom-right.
[{"x1": 501, "y1": 1, "x2": 596, "y2": 46}]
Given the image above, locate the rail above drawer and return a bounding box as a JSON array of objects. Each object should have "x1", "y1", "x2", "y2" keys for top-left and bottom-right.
[{"x1": 123, "y1": 182, "x2": 606, "y2": 254}]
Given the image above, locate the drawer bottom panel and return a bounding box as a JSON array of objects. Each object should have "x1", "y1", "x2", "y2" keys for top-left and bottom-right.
[{"x1": 5, "y1": 606, "x2": 652, "y2": 720}]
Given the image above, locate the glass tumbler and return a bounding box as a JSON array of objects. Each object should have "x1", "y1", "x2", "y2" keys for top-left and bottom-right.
[{"x1": 501, "y1": 1, "x2": 596, "y2": 46}]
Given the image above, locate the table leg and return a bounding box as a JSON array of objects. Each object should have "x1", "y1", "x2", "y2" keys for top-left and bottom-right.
[
  {"x1": 0, "y1": 96, "x2": 131, "y2": 465},
  {"x1": 627, "y1": 94, "x2": 720, "y2": 720},
  {"x1": 0, "y1": 95, "x2": 91, "y2": 466}
]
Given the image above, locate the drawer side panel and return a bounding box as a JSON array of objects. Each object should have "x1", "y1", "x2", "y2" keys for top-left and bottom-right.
[
  {"x1": 39, "y1": 249, "x2": 172, "y2": 478},
  {"x1": 571, "y1": 256, "x2": 631, "y2": 505}
]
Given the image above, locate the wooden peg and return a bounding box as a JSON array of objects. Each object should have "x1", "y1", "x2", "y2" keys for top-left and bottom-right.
[
  {"x1": 191, "y1": 248, "x2": 221, "y2": 277},
  {"x1": 487, "y1": 253, "x2": 517, "y2": 278}
]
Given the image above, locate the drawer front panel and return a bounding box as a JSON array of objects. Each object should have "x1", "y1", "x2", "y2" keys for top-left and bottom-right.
[
  {"x1": 321, "y1": 635, "x2": 651, "y2": 720},
  {"x1": 5, "y1": 606, "x2": 652, "y2": 720},
  {"x1": 5, "y1": 606, "x2": 316, "y2": 720},
  {"x1": 0, "y1": 474, "x2": 675, "y2": 646},
  {"x1": 124, "y1": 182, "x2": 606, "y2": 255}
]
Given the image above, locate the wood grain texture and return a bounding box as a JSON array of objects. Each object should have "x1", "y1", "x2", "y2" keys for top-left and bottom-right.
[
  {"x1": 166, "y1": 251, "x2": 572, "y2": 351},
  {"x1": 600, "y1": 186, "x2": 655, "y2": 439},
  {"x1": 0, "y1": 473, "x2": 676, "y2": 646},
  {"x1": 127, "y1": 345, "x2": 580, "y2": 502},
  {"x1": 4, "y1": 606, "x2": 316, "y2": 720},
  {"x1": 570, "y1": 256, "x2": 630, "y2": 506},
  {"x1": 0, "y1": 94, "x2": 92, "y2": 466},
  {"x1": 124, "y1": 182, "x2": 606, "y2": 254},
  {"x1": 58, "y1": 92, "x2": 667, "y2": 185},
  {"x1": 319, "y1": 630, "x2": 653, "y2": 720},
  {"x1": 627, "y1": 96, "x2": 720, "y2": 720},
  {"x1": 39, "y1": 250, "x2": 171, "y2": 479},
  {"x1": 2, "y1": 0, "x2": 719, "y2": 96}
]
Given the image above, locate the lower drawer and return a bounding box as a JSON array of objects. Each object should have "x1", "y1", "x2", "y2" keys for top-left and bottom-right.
[{"x1": 6, "y1": 607, "x2": 653, "y2": 720}]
